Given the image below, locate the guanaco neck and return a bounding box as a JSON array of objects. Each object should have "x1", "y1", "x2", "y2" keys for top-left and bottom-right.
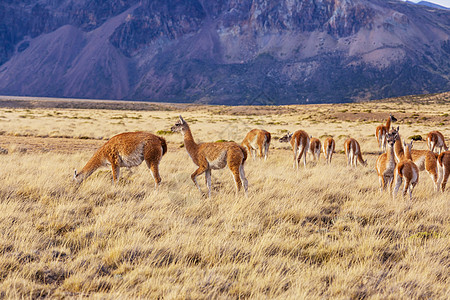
[
  {"x1": 80, "y1": 150, "x2": 104, "y2": 177},
  {"x1": 405, "y1": 144, "x2": 412, "y2": 160},
  {"x1": 387, "y1": 142, "x2": 395, "y2": 164},
  {"x1": 394, "y1": 138, "x2": 404, "y2": 162},
  {"x1": 182, "y1": 125, "x2": 200, "y2": 162},
  {"x1": 385, "y1": 117, "x2": 391, "y2": 131}
]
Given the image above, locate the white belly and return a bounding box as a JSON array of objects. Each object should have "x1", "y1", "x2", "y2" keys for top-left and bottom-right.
[
  {"x1": 119, "y1": 145, "x2": 145, "y2": 168},
  {"x1": 208, "y1": 150, "x2": 228, "y2": 170}
]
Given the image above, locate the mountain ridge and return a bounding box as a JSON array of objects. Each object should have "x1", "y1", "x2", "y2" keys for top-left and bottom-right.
[{"x1": 0, "y1": 0, "x2": 449, "y2": 105}]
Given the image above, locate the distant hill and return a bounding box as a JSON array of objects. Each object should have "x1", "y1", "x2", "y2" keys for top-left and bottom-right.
[{"x1": 0, "y1": 0, "x2": 449, "y2": 105}]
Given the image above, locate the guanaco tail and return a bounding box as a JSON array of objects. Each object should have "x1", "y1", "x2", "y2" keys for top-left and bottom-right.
[
  {"x1": 322, "y1": 137, "x2": 335, "y2": 164},
  {"x1": 241, "y1": 129, "x2": 271, "y2": 160},
  {"x1": 376, "y1": 129, "x2": 398, "y2": 193},
  {"x1": 376, "y1": 113, "x2": 397, "y2": 153},
  {"x1": 171, "y1": 115, "x2": 248, "y2": 198},
  {"x1": 279, "y1": 130, "x2": 310, "y2": 169},
  {"x1": 74, "y1": 131, "x2": 167, "y2": 188},
  {"x1": 344, "y1": 138, "x2": 367, "y2": 167},
  {"x1": 393, "y1": 140, "x2": 419, "y2": 201},
  {"x1": 426, "y1": 131, "x2": 448, "y2": 154}
]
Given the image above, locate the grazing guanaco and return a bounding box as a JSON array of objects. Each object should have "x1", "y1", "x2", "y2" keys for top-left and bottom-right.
[
  {"x1": 393, "y1": 128, "x2": 439, "y2": 191},
  {"x1": 376, "y1": 113, "x2": 397, "y2": 152},
  {"x1": 322, "y1": 137, "x2": 335, "y2": 164},
  {"x1": 171, "y1": 116, "x2": 248, "y2": 197},
  {"x1": 279, "y1": 130, "x2": 310, "y2": 169},
  {"x1": 74, "y1": 131, "x2": 167, "y2": 188},
  {"x1": 241, "y1": 129, "x2": 271, "y2": 160},
  {"x1": 344, "y1": 138, "x2": 367, "y2": 167},
  {"x1": 309, "y1": 136, "x2": 321, "y2": 161},
  {"x1": 393, "y1": 140, "x2": 419, "y2": 201},
  {"x1": 437, "y1": 151, "x2": 450, "y2": 192},
  {"x1": 426, "y1": 131, "x2": 448, "y2": 154},
  {"x1": 376, "y1": 130, "x2": 398, "y2": 193}
]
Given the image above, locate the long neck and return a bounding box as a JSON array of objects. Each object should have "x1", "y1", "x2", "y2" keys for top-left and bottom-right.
[
  {"x1": 385, "y1": 117, "x2": 391, "y2": 130},
  {"x1": 405, "y1": 145, "x2": 412, "y2": 160},
  {"x1": 387, "y1": 143, "x2": 395, "y2": 163},
  {"x1": 394, "y1": 138, "x2": 404, "y2": 162},
  {"x1": 182, "y1": 125, "x2": 199, "y2": 158},
  {"x1": 80, "y1": 151, "x2": 103, "y2": 178}
]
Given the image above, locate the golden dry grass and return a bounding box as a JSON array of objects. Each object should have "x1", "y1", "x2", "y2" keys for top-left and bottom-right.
[{"x1": 0, "y1": 94, "x2": 449, "y2": 298}]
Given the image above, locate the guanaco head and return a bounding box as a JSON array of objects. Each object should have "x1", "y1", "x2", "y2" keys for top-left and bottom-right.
[
  {"x1": 279, "y1": 132, "x2": 293, "y2": 143},
  {"x1": 386, "y1": 128, "x2": 399, "y2": 147},
  {"x1": 73, "y1": 169, "x2": 84, "y2": 183},
  {"x1": 403, "y1": 139, "x2": 414, "y2": 159},
  {"x1": 389, "y1": 113, "x2": 398, "y2": 123},
  {"x1": 171, "y1": 115, "x2": 189, "y2": 134}
]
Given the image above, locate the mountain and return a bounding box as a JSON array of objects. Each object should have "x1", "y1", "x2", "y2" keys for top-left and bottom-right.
[
  {"x1": 0, "y1": 0, "x2": 449, "y2": 105},
  {"x1": 416, "y1": 1, "x2": 449, "y2": 10}
]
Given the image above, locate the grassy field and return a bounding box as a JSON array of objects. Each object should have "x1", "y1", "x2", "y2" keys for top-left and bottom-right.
[{"x1": 0, "y1": 93, "x2": 449, "y2": 298}]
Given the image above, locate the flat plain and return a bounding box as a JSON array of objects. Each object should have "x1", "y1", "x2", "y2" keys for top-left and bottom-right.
[{"x1": 0, "y1": 93, "x2": 449, "y2": 298}]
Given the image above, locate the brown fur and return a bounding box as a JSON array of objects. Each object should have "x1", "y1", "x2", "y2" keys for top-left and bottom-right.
[
  {"x1": 309, "y1": 137, "x2": 321, "y2": 161},
  {"x1": 241, "y1": 129, "x2": 271, "y2": 160},
  {"x1": 437, "y1": 151, "x2": 450, "y2": 192},
  {"x1": 393, "y1": 140, "x2": 419, "y2": 201},
  {"x1": 426, "y1": 131, "x2": 448, "y2": 154},
  {"x1": 279, "y1": 130, "x2": 310, "y2": 169},
  {"x1": 322, "y1": 137, "x2": 335, "y2": 164},
  {"x1": 344, "y1": 138, "x2": 367, "y2": 167},
  {"x1": 74, "y1": 131, "x2": 167, "y2": 188},
  {"x1": 376, "y1": 131, "x2": 398, "y2": 193},
  {"x1": 376, "y1": 114, "x2": 397, "y2": 152},
  {"x1": 172, "y1": 116, "x2": 248, "y2": 197},
  {"x1": 393, "y1": 130, "x2": 438, "y2": 191}
]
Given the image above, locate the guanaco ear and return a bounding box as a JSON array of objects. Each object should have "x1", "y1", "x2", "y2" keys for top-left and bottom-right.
[
  {"x1": 73, "y1": 169, "x2": 78, "y2": 180},
  {"x1": 179, "y1": 115, "x2": 186, "y2": 124}
]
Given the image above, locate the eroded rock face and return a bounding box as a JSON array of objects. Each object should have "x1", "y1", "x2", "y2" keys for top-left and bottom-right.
[{"x1": 0, "y1": 0, "x2": 449, "y2": 104}]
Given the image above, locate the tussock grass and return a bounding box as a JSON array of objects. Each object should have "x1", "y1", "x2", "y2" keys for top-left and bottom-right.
[{"x1": 0, "y1": 97, "x2": 449, "y2": 298}]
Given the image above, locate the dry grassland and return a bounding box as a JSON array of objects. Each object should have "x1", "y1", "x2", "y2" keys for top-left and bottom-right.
[{"x1": 0, "y1": 93, "x2": 449, "y2": 298}]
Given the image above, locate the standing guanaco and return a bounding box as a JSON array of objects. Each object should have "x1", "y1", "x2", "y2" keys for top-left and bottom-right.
[
  {"x1": 344, "y1": 138, "x2": 368, "y2": 167},
  {"x1": 437, "y1": 151, "x2": 450, "y2": 192},
  {"x1": 74, "y1": 131, "x2": 167, "y2": 188},
  {"x1": 376, "y1": 129, "x2": 398, "y2": 193},
  {"x1": 309, "y1": 137, "x2": 321, "y2": 161},
  {"x1": 376, "y1": 113, "x2": 397, "y2": 152},
  {"x1": 322, "y1": 137, "x2": 335, "y2": 164},
  {"x1": 279, "y1": 130, "x2": 310, "y2": 169},
  {"x1": 393, "y1": 128, "x2": 439, "y2": 191},
  {"x1": 241, "y1": 129, "x2": 271, "y2": 160},
  {"x1": 393, "y1": 140, "x2": 419, "y2": 201},
  {"x1": 171, "y1": 116, "x2": 248, "y2": 197},
  {"x1": 426, "y1": 131, "x2": 448, "y2": 154}
]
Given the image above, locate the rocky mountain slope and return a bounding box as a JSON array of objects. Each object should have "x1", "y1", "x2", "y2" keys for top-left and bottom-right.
[{"x1": 0, "y1": 0, "x2": 449, "y2": 105}]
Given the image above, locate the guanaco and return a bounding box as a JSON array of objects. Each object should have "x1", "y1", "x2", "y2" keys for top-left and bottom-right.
[
  {"x1": 437, "y1": 151, "x2": 450, "y2": 192},
  {"x1": 74, "y1": 131, "x2": 167, "y2": 188},
  {"x1": 393, "y1": 140, "x2": 419, "y2": 201},
  {"x1": 376, "y1": 113, "x2": 397, "y2": 152},
  {"x1": 241, "y1": 129, "x2": 271, "y2": 160},
  {"x1": 309, "y1": 136, "x2": 321, "y2": 161},
  {"x1": 322, "y1": 137, "x2": 335, "y2": 164},
  {"x1": 426, "y1": 131, "x2": 448, "y2": 154},
  {"x1": 393, "y1": 128, "x2": 439, "y2": 191},
  {"x1": 376, "y1": 130, "x2": 398, "y2": 193},
  {"x1": 279, "y1": 130, "x2": 310, "y2": 169},
  {"x1": 344, "y1": 138, "x2": 367, "y2": 167},
  {"x1": 171, "y1": 116, "x2": 248, "y2": 197}
]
